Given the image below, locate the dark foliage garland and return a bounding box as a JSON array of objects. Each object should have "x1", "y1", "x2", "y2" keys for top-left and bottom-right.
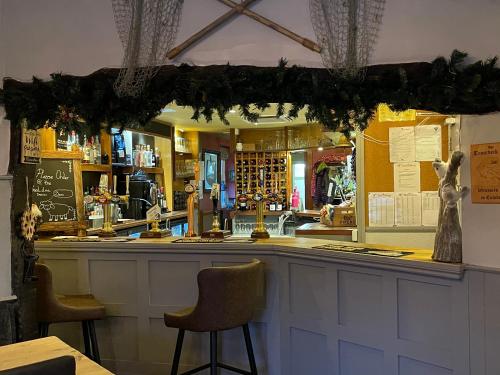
[{"x1": 1, "y1": 50, "x2": 499, "y2": 135}]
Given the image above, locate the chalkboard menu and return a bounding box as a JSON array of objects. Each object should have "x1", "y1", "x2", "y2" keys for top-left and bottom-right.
[{"x1": 33, "y1": 159, "x2": 78, "y2": 224}]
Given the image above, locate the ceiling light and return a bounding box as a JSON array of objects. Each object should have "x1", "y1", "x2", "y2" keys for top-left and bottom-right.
[
  {"x1": 229, "y1": 109, "x2": 236, "y2": 114},
  {"x1": 317, "y1": 147, "x2": 324, "y2": 151}
]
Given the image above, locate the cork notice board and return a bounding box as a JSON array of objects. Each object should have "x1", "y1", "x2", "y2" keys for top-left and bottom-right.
[
  {"x1": 364, "y1": 113, "x2": 449, "y2": 226},
  {"x1": 471, "y1": 142, "x2": 500, "y2": 203}
]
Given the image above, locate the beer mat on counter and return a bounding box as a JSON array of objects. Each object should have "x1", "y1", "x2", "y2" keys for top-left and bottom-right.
[
  {"x1": 312, "y1": 244, "x2": 367, "y2": 252},
  {"x1": 51, "y1": 236, "x2": 135, "y2": 242},
  {"x1": 223, "y1": 238, "x2": 257, "y2": 243},
  {"x1": 52, "y1": 236, "x2": 100, "y2": 242},
  {"x1": 312, "y1": 244, "x2": 413, "y2": 257},
  {"x1": 173, "y1": 238, "x2": 224, "y2": 243},
  {"x1": 172, "y1": 238, "x2": 257, "y2": 244},
  {"x1": 101, "y1": 237, "x2": 136, "y2": 242},
  {"x1": 364, "y1": 250, "x2": 414, "y2": 257}
]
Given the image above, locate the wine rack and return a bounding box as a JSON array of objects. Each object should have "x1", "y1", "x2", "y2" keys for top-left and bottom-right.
[{"x1": 235, "y1": 151, "x2": 290, "y2": 209}]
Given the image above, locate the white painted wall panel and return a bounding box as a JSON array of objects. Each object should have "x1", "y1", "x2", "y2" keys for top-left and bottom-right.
[{"x1": 460, "y1": 113, "x2": 500, "y2": 267}]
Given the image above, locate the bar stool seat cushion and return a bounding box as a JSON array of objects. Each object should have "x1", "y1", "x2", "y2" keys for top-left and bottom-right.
[
  {"x1": 164, "y1": 259, "x2": 263, "y2": 332},
  {"x1": 35, "y1": 264, "x2": 105, "y2": 324}
]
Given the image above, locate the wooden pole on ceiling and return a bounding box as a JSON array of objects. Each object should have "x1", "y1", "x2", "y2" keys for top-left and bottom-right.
[
  {"x1": 216, "y1": 0, "x2": 321, "y2": 53},
  {"x1": 167, "y1": 0, "x2": 258, "y2": 59}
]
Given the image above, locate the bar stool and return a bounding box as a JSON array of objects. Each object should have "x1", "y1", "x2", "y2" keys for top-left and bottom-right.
[
  {"x1": 164, "y1": 259, "x2": 264, "y2": 375},
  {"x1": 34, "y1": 263, "x2": 106, "y2": 364}
]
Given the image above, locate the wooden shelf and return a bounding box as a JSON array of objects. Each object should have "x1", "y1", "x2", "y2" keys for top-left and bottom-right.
[
  {"x1": 175, "y1": 173, "x2": 195, "y2": 179},
  {"x1": 113, "y1": 165, "x2": 164, "y2": 175},
  {"x1": 81, "y1": 164, "x2": 112, "y2": 172}
]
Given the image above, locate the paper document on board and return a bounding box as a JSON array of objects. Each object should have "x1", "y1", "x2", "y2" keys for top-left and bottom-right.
[
  {"x1": 389, "y1": 127, "x2": 416, "y2": 163},
  {"x1": 394, "y1": 162, "x2": 420, "y2": 192},
  {"x1": 395, "y1": 192, "x2": 422, "y2": 226},
  {"x1": 368, "y1": 192, "x2": 395, "y2": 227},
  {"x1": 415, "y1": 125, "x2": 442, "y2": 161},
  {"x1": 421, "y1": 191, "x2": 440, "y2": 226}
]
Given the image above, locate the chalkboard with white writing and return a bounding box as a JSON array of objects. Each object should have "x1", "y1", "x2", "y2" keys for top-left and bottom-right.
[{"x1": 32, "y1": 159, "x2": 77, "y2": 223}]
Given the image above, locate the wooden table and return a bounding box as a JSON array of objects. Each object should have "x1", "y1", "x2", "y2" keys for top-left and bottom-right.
[{"x1": 0, "y1": 336, "x2": 113, "y2": 374}]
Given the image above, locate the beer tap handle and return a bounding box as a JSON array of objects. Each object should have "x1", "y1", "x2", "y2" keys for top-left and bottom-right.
[
  {"x1": 113, "y1": 175, "x2": 117, "y2": 195},
  {"x1": 125, "y1": 175, "x2": 130, "y2": 195}
]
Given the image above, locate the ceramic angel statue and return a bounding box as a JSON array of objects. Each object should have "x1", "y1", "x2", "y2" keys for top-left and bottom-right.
[{"x1": 432, "y1": 151, "x2": 469, "y2": 263}]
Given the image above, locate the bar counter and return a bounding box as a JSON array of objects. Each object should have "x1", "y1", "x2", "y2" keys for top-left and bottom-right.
[{"x1": 35, "y1": 237, "x2": 468, "y2": 375}]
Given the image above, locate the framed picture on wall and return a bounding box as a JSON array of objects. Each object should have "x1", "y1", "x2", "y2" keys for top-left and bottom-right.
[{"x1": 204, "y1": 150, "x2": 219, "y2": 191}]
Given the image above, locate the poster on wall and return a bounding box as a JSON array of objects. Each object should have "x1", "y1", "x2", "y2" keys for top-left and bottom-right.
[
  {"x1": 470, "y1": 142, "x2": 500, "y2": 203},
  {"x1": 21, "y1": 127, "x2": 41, "y2": 164},
  {"x1": 389, "y1": 127, "x2": 416, "y2": 163}
]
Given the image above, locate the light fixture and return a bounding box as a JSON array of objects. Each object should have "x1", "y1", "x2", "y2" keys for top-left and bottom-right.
[
  {"x1": 317, "y1": 147, "x2": 324, "y2": 151},
  {"x1": 229, "y1": 109, "x2": 237, "y2": 114}
]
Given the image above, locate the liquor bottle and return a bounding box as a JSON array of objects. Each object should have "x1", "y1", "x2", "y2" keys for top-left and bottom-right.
[
  {"x1": 139, "y1": 145, "x2": 145, "y2": 168},
  {"x1": 89, "y1": 137, "x2": 95, "y2": 164},
  {"x1": 94, "y1": 135, "x2": 101, "y2": 164},
  {"x1": 151, "y1": 148, "x2": 156, "y2": 167},
  {"x1": 146, "y1": 145, "x2": 153, "y2": 167},
  {"x1": 155, "y1": 148, "x2": 161, "y2": 167},
  {"x1": 82, "y1": 135, "x2": 90, "y2": 164}
]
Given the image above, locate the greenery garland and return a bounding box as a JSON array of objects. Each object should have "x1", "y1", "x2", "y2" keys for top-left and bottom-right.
[{"x1": 1, "y1": 50, "x2": 499, "y2": 135}]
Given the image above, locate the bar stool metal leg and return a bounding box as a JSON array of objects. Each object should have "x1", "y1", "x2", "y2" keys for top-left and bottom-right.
[
  {"x1": 82, "y1": 321, "x2": 92, "y2": 358},
  {"x1": 171, "y1": 329, "x2": 185, "y2": 375},
  {"x1": 88, "y1": 320, "x2": 101, "y2": 364},
  {"x1": 243, "y1": 324, "x2": 258, "y2": 375},
  {"x1": 38, "y1": 322, "x2": 49, "y2": 338},
  {"x1": 210, "y1": 331, "x2": 218, "y2": 375}
]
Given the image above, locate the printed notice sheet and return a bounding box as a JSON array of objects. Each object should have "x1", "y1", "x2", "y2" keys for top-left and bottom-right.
[
  {"x1": 394, "y1": 162, "x2": 421, "y2": 192},
  {"x1": 368, "y1": 192, "x2": 395, "y2": 227},
  {"x1": 415, "y1": 125, "x2": 442, "y2": 161},
  {"x1": 395, "y1": 192, "x2": 422, "y2": 226},
  {"x1": 421, "y1": 191, "x2": 440, "y2": 226},
  {"x1": 389, "y1": 126, "x2": 416, "y2": 163}
]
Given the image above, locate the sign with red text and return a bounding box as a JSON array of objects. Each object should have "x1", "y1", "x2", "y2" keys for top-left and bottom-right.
[{"x1": 471, "y1": 142, "x2": 500, "y2": 203}]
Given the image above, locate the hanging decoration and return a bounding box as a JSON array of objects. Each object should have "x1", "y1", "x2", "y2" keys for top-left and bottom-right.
[
  {"x1": 1, "y1": 51, "x2": 500, "y2": 136},
  {"x1": 112, "y1": 0, "x2": 184, "y2": 97},
  {"x1": 310, "y1": 0, "x2": 386, "y2": 77}
]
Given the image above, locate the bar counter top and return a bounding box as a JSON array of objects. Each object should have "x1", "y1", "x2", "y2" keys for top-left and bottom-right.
[{"x1": 35, "y1": 236, "x2": 463, "y2": 280}]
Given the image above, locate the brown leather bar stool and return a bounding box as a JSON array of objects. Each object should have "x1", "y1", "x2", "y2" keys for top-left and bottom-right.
[
  {"x1": 34, "y1": 263, "x2": 106, "y2": 364},
  {"x1": 165, "y1": 259, "x2": 264, "y2": 375}
]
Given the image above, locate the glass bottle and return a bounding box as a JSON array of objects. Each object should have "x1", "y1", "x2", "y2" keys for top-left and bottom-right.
[{"x1": 94, "y1": 135, "x2": 101, "y2": 164}]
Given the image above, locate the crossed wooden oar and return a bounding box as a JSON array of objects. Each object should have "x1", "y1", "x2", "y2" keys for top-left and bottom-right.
[{"x1": 167, "y1": 0, "x2": 321, "y2": 59}]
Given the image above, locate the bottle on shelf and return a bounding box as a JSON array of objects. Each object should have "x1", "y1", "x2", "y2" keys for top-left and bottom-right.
[
  {"x1": 145, "y1": 145, "x2": 152, "y2": 167},
  {"x1": 89, "y1": 137, "x2": 95, "y2": 164},
  {"x1": 94, "y1": 135, "x2": 101, "y2": 164},
  {"x1": 151, "y1": 148, "x2": 156, "y2": 168},
  {"x1": 155, "y1": 148, "x2": 161, "y2": 167},
  {"x1": 82, "y1": 135, "x2": 90, "y2": 164}
]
